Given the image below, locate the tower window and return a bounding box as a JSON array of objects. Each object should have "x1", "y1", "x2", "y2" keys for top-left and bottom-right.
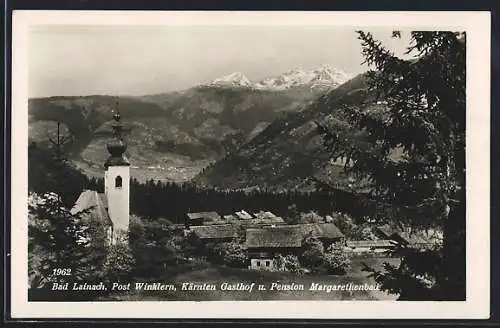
[{"x1": 115, "y1": 176, "x2": 122, "y2": 188}]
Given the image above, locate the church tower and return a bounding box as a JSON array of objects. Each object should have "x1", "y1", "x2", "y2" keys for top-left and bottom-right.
[{"x1": 104, "y1": 106, "x2": 130, "y2": 242}]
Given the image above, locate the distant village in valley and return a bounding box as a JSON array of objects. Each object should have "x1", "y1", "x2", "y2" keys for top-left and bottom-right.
[{"x1": 182, "y1": 209, "x2": 443, "y2": 271}]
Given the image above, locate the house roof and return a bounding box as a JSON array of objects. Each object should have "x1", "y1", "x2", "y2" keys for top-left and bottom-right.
[
  {"x1": 375, "y1": 225, "x2": 444, "y2": 247},
  {"x1": 375, "y1": 224, "x2": 409, "y2": 238},
  {"x1": 299, "y1": 223, "x2": 344, "y2": 239},
  {"x1": 252, "y1": 216, "x2": 285, "y2": 225},
  {"x1": 190, "y1": 224, "x2": 240, "y2": 239},
  {"x1": 71, "y1": 190, "x2": 112, "y2": 226},
  {"x1": 245, "y1": 223, "x2": 344, "y2": 249},
  {"x1": 202, "y1": 220, "x2": 228, "y2": 226},
  {"x1": 186, "y1": 212, "x2": 221, "y2": 221},
  {"x1": 375, "y1": 225, "x2": 395, "y2": 237},
  {"x1": 346, "y1": 240, "x2": 395, "y2": 248},
  {"x1": 253, "y1": 211, "x2": 278, "y2": 219},
  {"x1": 246, "y1": 226, "x2": 302, "y2": 248},
  {"x1": 235, "y1": 210, "x2": 253, "y2": 220},
  {"x1": 401, "y1": 231, "x2": 443, "y2": 247}
]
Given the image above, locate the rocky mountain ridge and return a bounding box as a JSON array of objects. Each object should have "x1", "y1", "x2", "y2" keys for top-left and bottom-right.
[{"x1": 204, "y1": 65, "x2": 351, "y2": 92}]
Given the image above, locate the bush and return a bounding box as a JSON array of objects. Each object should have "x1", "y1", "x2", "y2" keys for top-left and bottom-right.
[
  {"x1": 212, "y1": 241, "x2": 248, "y2": 268},
  {"x1": 324, "y1": 243, "x2": 351, "y2": 275},
  {"x1": 275, "y1": 254, "x2": 304, "y2": 274},
  {"x1": 299, "y1": 235, "x2": 325, "y2": 271},
  {"x1": 102, "y1": 234, "x2": 135, "y2": 283},
  {"x1": 130, "y1": 217, "x2": 185, "y2": 277}
]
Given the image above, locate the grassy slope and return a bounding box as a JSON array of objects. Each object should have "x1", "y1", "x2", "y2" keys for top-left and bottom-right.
[{"x1": 104, "y1": 257, "x2": 400, "y2": 301}]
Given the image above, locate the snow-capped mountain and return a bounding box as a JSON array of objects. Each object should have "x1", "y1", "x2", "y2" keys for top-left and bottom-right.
[
  {"x1": 255, "y1": 65, "x2": 351, "y2": 91},
  {"x1": 203, "y1": 65, "x2": 351, "y2": 92},
  {"x1": 204, "y1": 72, "x2": 252, "y2": 88}
]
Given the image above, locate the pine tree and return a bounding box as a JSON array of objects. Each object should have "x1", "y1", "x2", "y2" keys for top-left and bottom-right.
[
  {"x1": 319, "y1": 31, "x2": 465, "y2": 300},
  {"x1": 28, "y1": 192, "x2": 96, "y2": 287}
]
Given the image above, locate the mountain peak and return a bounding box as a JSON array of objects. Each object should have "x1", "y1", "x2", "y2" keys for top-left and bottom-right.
[
  {"x1": 203, "y1": 65, "x2": 351, "y2": 91},
  {"x1": 206, "y1": 72, "x2": 252, "y2": 88},
  {"x1": 255, "y1": 65, "x2": 350, "y2": 91}
]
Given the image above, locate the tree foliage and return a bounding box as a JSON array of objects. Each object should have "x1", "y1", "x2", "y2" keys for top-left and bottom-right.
[
  {"x1": 28, "y1": 142, "x2": 90, "y2": 207},
  {"x1": 324, "y1": 243, "x2": 351, "y2": 275},
  {"x1": 275, "y1": 254, "x2": 304, "y2": 274},
  {"x1": 87, "y1": 177, "x2": 373, "y2": 225},
  {"x1": 299, "y1": 235, "x2": 325, "y2": 271},
  {"x1": 320, "y1": 31, "x2": 466, "y2": 299},
  {"x1": 285, "y1": 204, "x2": 301, "y2": 225},
  {"x1": 129, "y1": 217, "x2": 182, "y2": 277},
  {"x1": 212, "y1": 241, "x2": 248, "y2": 268},
  {"x1": 102, "y1": 234, "x2": 135, "y2": 284},
  {"x1": 28, "y1": 192, "x2": 100, "y2": 287}
]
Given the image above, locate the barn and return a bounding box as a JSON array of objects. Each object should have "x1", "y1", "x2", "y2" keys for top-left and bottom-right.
[{"x1": 245, "y1": 223, "x2": 344, "y2": 270}]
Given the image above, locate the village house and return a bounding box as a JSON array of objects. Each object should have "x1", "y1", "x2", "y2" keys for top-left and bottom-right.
[
  {"x1": 373, "y1": 225, "x2": 410, "y2": 245},
  {"x1": 245, "y1": 223, "x2": 344, "y2": 270},
  {"x1": 373, "y1": 224, "x2": 443, "y2": 249},
  {"x1": 188, "y1": 224, "x2": 241, "y2": 243},
  {"x1": 345, "y1": 240, "x2": 395, "y2": 255},
  {"x1": 185, "y1": 211, "x2": 221, "y2": 227},
  {"x1": 71, "y1": 111, "x2": 130, "y2": 245}
]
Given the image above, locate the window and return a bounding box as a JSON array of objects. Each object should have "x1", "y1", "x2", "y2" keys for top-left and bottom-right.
[
  {"x1": 256, "y1": 261, "x2": 261, "y2": 267},
  {"x1": 115, "y1": 176, "x2": 122, "y2": 188},
  {"x1": 265, "y1": 261, "x2": 270, "y2": 267}
]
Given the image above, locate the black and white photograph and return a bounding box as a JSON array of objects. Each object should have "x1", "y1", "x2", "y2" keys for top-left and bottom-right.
[{"x1": 10, "y1": 10, "x2": 490, "y2": 319}]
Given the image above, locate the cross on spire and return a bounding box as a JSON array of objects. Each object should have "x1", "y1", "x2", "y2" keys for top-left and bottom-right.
[
  {"x1": 105, "y1": 97, "x2": 129, "y2": 168},
  {"x1": 111, "y1": 97, "x2": 123, "y2": 140}
]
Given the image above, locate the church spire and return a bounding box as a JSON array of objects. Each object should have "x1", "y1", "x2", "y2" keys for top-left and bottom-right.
[
  {"x1": 111, "y1": 98, "x2": 124, "y2": 140},
  {"x1": 105, "y1": 98, "x2": 130, "y2": 169}
]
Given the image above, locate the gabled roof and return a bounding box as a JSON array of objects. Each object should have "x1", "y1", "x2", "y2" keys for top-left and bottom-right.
[
  {"x1": 186, "y1": 212, "x2": 221, "y2": 221},
  {"x1": 374, "y1": 225, "x2": 395, "y2": 238},
  {"x1": 245, "y1": 223, "x2": 344, "y2": 249},
  {"x1": 71, "y1": 190, "x2": 111, "y2": 226},
  {"x1": 246, "y1": 226, "x2": 302, "y2": 248},
  {"x1": 346, "y1": 240, "x2": 395, "y2": 248},
  {"x1": 299, "y1": 223, "x2": 344, "y2": 239},
  {"x1": 190, "y1": 224, "x2": 240, "y2": 239}
]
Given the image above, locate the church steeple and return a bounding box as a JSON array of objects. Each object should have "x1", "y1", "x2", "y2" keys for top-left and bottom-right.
[
  {"x1": 104, "y1": 97, "x2": 131, "y2": 243},
  {"x1": 105, "y1": 99, "x2": 130, "y2": 169}
]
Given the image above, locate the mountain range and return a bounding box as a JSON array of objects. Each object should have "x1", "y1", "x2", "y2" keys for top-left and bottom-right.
[
  {"x1": 28, "y1": 65, "x2": 363, "y2": 187},
  {"x1": 204, "y1": 65, "x2": 351, "y2": 92},
  {"x1": 192, "y1": 73, "x2": 377, "y2": 192}
]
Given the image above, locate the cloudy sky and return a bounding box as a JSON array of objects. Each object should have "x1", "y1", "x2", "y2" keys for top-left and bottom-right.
[{"x1": 29, "y1": 26, "x2": 411, "y2": 97}]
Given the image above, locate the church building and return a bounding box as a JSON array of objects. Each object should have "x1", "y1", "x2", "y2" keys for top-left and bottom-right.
[{"x1": 71, "y1": 110, "x2": 130, "y2": 244}]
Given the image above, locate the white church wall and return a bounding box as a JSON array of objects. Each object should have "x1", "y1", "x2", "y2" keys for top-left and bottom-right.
[{"x1": 105, "y1": 165, "x2": 130, "y2": 233}]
